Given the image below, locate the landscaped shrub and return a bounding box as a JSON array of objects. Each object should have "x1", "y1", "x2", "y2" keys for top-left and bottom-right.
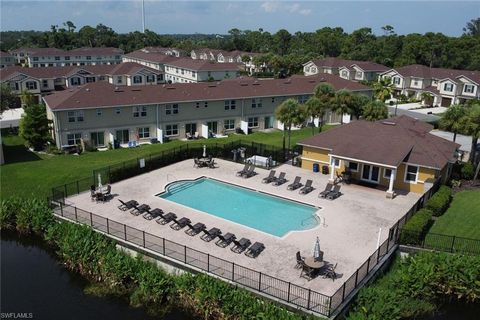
[
  {"x1": 461, "y1": 162, "x2": 475, "y2": 180},
  {"x1": 400, "y1": 208, "x2": 433, "y2": 245},
  {"x1": 425, "y1": 186, "x2": 452, "y2": 217},
  {"x1": 346, "y1": 252, "x2": 480, "y2": 320}
]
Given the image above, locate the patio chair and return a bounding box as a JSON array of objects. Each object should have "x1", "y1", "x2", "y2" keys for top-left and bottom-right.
[
  {"x1": 117, "y1": 199, "x2": 138, "y2": 211},
  {"x1": 170, "y1": 217, "x2": 191, "y2": 230},
  {"x1": 299, "y1": 180, "x2": 314, "y2": 194},
  {"x1": 323, "y1": 263, "x2": 337, "y2": 281},
  {"x1": 262, "y1": 170, "x2": 276, "y2": 183},
  {"x1": 207, "y1": 159, "x2": 216, "y2": 168},
  {"x1": 231, "y1": 238, "x2": 251, "y2": 253},
  {"x1": 185, "y1": 222, "x2": 206, "y2": 236},
  {"x1": 236, "y1": 163, "x2": 249, "y2": 176},
  {"x1": 287, "y1": 176, "x2": 302, "y2": 190},
  {"x1": 300, "y1": 263, "x2": 316, "y2": 281},
  {"x1": 193, "y1": 158, "x2": 202, "y2": 168},
  {"x1": 186, "y1": 132, "x2": 193, "y2": 140},
  {"x1": 156, "y1": 212, "x2": 177, "y2": 225},
  {"x1": 194, "y1": 132, "x2": 199, "y2": 139},
  {"x1": 327, "y1": 185, "x2": 342, "y2": 200},
  {"x1": 130, "y1": 204, "x2": 151, "y2": 216},
  {"x1": 215, "y1": 233, "x2": 236, "y2": 248},
  {"x1": 295, "y1": 251, "x2": 305, "y2": 269},
  {"x1": 143, "y1": 208, "x2": 164, "y2": 220},
  {"x1": 90, "y1": 185, "x2": 96, "y2": 201},
  {"x1": 201, "y1": 227, "x2": 222, "y2": 242},
  {"x1": 97, "y1": 184, "x2": 111, "y2": 202},
  {"x1": 242, "y1": 164, "x2": 256, "y2": 178},
  {"x1": 245, "y1": 242, "x2": 265, "y2": 258},
  {"x1": 272, "y1": 172, "x2": 287, "y2": 186},
  {"x1": 318, "y1": 183, "x2": 334, "y2": 198}
]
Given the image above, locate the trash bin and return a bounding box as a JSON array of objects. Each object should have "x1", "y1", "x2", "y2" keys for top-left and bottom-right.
[
  {"x1": 322, "y1": 165, "x2": 329, "y2": 175},
  {"x1": 313, "y1": 163, "x2": 319, "y2": 173}
]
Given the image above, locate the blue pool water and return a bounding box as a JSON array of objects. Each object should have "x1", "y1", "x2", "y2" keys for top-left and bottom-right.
[{"x1": 158, "y1": 178, "x2": 319, "y2": 237}]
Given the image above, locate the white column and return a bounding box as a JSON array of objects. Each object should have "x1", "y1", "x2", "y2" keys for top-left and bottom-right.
[
  {"x1": 329, "y1": 157, "x2": 336, "y2": 182},
  {"x1": 387, "y1": 169, "x2": 396, "y2": 198},
  {"x1": 240, "y1": 120, "x2": 249, "y2": 135}
]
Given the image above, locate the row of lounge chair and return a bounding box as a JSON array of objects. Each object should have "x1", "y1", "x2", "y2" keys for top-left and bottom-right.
[
  {"x1": 236, "y1": 163, "x2": 257, "y2": 178},
  {"x1": 261, "y1": 170, "x2": 314, "y2": 194},
  {"x1": 117, "y1": 199, "x2": 266, "y2": 258},
  {"x1": 318, "y1": 183, "x2": 342, "y2": 200}
]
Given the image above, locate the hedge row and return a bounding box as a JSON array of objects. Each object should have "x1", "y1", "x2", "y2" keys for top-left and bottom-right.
[
  {"x1": 0, "y1": 198, "x2": 314, "y2": 320},
  {"x1": 346, "y1": 252, "x2": 480, "y2": 320},
  {"x1": 425, "y1": 185, "x2": 452, "y2": 217},
  {"x1": 400, "y1": 208, "x2": 433, "y2": 245}
]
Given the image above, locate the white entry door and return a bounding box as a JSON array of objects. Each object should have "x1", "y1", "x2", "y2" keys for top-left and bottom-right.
[{"x1": 361, "y1": 164, "x2": 380, "y2": 183}]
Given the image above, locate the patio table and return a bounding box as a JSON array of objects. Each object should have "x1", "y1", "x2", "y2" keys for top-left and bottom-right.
[{"x1": 304, "y1": 257, "x2": 325, "y2": 269}]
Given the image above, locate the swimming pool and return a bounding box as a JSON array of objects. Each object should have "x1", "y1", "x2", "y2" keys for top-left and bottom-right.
[{"x1": 158, "y1": 177, "x2": 319, "y2": 237}]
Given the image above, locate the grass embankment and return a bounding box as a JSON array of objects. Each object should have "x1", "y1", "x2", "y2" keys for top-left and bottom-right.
[
  {"x1": 345, "y1": 252, "x2": 480, "y2": 320},
  {"x1": 0, "y1": 198, "x2": 314, "y2": 320},
  {"x1": 1, "y1": 126, "x2": 333, "y2": 199},
  {"x1": 429, "y1": 190, "x2": 480, "y2": 239}
]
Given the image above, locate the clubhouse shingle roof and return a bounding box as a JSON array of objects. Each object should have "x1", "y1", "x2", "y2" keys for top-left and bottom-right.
[
  {"x1": 124, "y1": 50, "x2": 180, "y2": 63},
  {"x1": 43, "y1": 74, "x2": 371, "y2": 111},
  {"x1": 298, "y1": 115, "x2": 459, "y2": 169}
]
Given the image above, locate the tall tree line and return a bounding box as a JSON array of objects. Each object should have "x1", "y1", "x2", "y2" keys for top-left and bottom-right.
[{"x1": 1, "y1": 18, "x2": 479, "y2": 70}]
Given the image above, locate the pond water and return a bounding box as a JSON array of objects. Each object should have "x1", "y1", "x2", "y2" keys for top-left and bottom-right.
[
  {"x1": 0, "y1": 231, "x2": 196, "y2": 320},
  {"x1": 419, "y1": 301, "x2": 480, "y2": 320}
]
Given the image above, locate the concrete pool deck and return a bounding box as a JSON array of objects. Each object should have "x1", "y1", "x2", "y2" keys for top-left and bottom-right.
[{"x1": 66, "y1": 158, "x2": 423, "y2": 296}]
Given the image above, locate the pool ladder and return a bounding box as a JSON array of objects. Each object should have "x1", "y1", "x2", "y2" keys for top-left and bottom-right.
[{"x1": 301, "y1": 213, "x2": 321, "y2": 227}]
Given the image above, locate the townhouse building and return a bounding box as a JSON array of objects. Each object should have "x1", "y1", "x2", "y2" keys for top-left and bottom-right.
[
  {"x1": 0, "y1": 62, "x2": 163, "y2": 104},
  {"x1": 303, "y1": 58, "x2": 389, "y2": 82},
  {"x1": 9, "y1": 47, "x2": 124, "y2": 68},
  {"x1": 138, "y1": 47, "x2": 185, "y2": 57},
  {"x1": 43, "y1": 74, "x2": 372, "y2": 150},
  {"x1": 0, "y1": 51, "x2": 15, "y2": 68},
  {"x1": 191, "y1": 48, "x2": 265, "y2": 74},
  {"x1": 122, "y1": 50, "x2": 180, "y2": 71},
  {"x1": 164, "y1": 59, "x2": 241, "y2": 83},
  {"x1": 380, "y1": 64, "x2": 480, "y2": 107}
]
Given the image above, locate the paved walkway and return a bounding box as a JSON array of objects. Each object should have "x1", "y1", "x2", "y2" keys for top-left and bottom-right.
[{"x1": 66, "y1": 159, "x2": 422, "y2": 296}]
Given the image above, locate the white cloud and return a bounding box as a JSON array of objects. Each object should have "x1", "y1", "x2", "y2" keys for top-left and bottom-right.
[
  {"x1": 261, "y1": 1, "x2": 279, "y2": 13},
  {"x1": 286, "y1": 3, "x2": 300, "y2": 13},
  {"x1": 299, "y1": 9, "x2": 312, "y2": 16}
]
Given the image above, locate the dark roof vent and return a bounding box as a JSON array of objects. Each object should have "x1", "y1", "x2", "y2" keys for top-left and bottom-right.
[
  {"x1": 166, "y1": 87, "x2": 176, "y2": 90},
  {"x1": 240, "y1": 83, "x2": 248, "y2": 86},
  {"x1": 131, "y1": 89, "x2": 141, "y2": 92},
  {"x1": 208, "y1": 84, "x2": 216, "y2": 87},
  {"x1": 382, "y1": 121, "x2": 396, "y2": 126}
]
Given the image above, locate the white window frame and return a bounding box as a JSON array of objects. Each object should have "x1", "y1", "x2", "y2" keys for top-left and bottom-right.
[
  {"x1": 224, "y1": 119, "x2": 235, "y2": 130},
  {"x1": 404, "y1": 164, "x2": 419, "y2": 184},
  {"x1": 138, "y1": 127, "x2": 150, "y2": 139},
  {"x1": 165, "y1": 124, "x2": 179, "y2": 137},
  {"x1": 96, "y1": 109, "x2": 102, "y2": 116},
  {"x1": 247, "y1": 117, "x2": 259, "y2": 128},
  {"x1": 133, "y1": 75, "x2": 142, "y2": 84},
  {"x1": 251, "y1": 98, "x2": 262, "y2": 108},
  {"x1": 66, "y1": 133, "x2": 82, "y2": 146},
  {"x1": 133, "y1": 106, "x2": 147, "y2": 117},
  {"x1": 224, "y1": 100, "x2": 236, "y2": 110},
  {"x1": 26, "y1": 81, "x2": 37, "y2": 90},
  {"x1": 146, "y1": 75, "x2": 155, "y2": 83},
  {"x1": 443, "y1": 83, "x2": 454, "y2": 92},
  {"x1": 392, "y1": 77, "x2": 401, "y2": 85},
  {"x1": 165, "y1": 104, "x2": 179, "y2": 115},
  {"x1": 463, "y1": 84, "x2": 475, "y2": 94}
]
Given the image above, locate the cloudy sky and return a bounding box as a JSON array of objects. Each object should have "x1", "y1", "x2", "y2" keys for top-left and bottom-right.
[{"x1": 1, "y1": 1, "x2": 479, "y2": 36}]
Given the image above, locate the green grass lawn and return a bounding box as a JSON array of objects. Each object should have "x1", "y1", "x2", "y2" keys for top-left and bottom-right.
[
  {"x1": 1, "y1": 126, "x2": 333, "y2": 199},
  {"x1": 429, "y1": 190, "x2": 480, "y2": 239}
]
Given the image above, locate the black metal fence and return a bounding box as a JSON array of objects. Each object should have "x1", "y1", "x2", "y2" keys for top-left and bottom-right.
[
  {"x1": 53, "y1": 203, "x2": 331, "y2": 316},
  {"x1": 399, "y1": 230, "x2": 480, "y2": 255},
  {"x1": 51, "y1": 140, "x2": 300, "y2": 204}
]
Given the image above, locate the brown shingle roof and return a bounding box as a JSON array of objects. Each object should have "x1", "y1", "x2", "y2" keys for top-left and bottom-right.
[
  {"x1": 310, "y1": 58, "x2": 389, "y2": 72},
  {"x1": 391, "y1": 64, "x2": 480, "y2": 84},
  {"x1": 43, "y1": 74, "x2": 372, "y2": 111},
  {"x1": 123, "y1": 50, "x2": 180, "y2": 63},
  {"x1": 299, "y1": 115, "x2": 459, "y2": 169},
  {"x1": 0, "y1": 63, "x2": 161, "y2": 81},
  {"x1": 164, "y1": 58, "x2": 242, "y2": 71}
]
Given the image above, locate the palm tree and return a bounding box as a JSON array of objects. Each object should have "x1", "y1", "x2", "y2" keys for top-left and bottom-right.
[
  {"x1": 460, "y1": 103, "x2": 480, "y2": 164},
  {"x1": 463, "y1": 18, "x2": 480, "y2": 36},
  {"x1": 363, "y1": 101, "x2": 389, "y2": 121},
  {"x1": 373, "y1": 77, "x2": 394, "y2": 102},
  {"x1": 439, "y1": 104, "x2": 467, "y2": 142},
  {"x1": 333, "y1": 89, "x2": 354, "y2": 124},
  {"x1": 351, "y1": 94, "x2": 371, "y2": 120},
  {"x1": 314, "y1": 83, "x2": 335, "y2": 103},
  {"x1": 275, "y1": 98, "x2": 306, "y2": 157},
  {"x1": 304, "y1": 96, "x2": 328, "y2": 134}
]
